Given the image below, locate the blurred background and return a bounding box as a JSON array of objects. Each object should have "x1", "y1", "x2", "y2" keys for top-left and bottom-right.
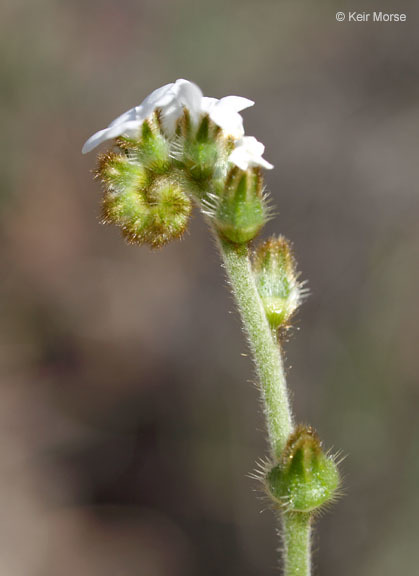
[{"x1": 1, "y1": 0, "x2": 418, "y2": 574}]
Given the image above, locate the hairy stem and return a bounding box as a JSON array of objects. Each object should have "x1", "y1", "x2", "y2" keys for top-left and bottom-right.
[
  {"x1": 215, "y1": 235, "x2": 311, "y2": 575},
  {"x1": 217, "y1": 237, "x2": 292, "y2": 457},
  {"x1": 282, "y1": 513, "x2": 312, "y2": 576}
]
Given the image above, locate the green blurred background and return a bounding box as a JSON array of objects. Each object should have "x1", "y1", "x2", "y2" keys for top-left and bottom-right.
[{"x1": 1, "y1": 0, "x2": 418, "y2": 574}]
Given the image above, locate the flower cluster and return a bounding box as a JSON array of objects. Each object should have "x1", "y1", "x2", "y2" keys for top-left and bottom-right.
[
  {"x1": 83, "y1": 79, "x2": 275, "y2": 247},
  {"x1": 82, "y1": 79, "x2": 272, "y2": 171}
]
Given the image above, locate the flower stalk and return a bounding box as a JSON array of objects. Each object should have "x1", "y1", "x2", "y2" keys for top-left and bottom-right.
[
  {"x1": 282, "y1": 513, "x2": 312, "y2": 576},
  {"x1": 215, "y1": 237, "x2": 292, "y2": 458},
  {"x1": 215, "y1": 235, "x2": 312, "y2": 575}
]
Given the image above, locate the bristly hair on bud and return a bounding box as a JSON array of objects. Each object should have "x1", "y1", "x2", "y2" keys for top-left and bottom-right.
[
  {"x1": 264, "y1": 425, "x2": 340, "y2": 514},
  {"x1": 96, "y1": 151, "x2": 150, "y2": 193},
  {"x1": 252, "y1": 236, "x2": 307, "y2": 330},
  {"x1": 205, "y1": 167, "x2": 272, "y2": 245},
  {"x1": 97, "y1": 144, "x2": 192, "y2": 249},
  {"x1": 102, "y1": 175, "x2": 192, "y2": 248},
  {"x1": 175, "y1": 113, "x2": 221, "y2": 183}
]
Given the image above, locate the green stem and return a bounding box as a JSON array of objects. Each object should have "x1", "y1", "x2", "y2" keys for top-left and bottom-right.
[
  {"x1": 217, "y1": 237, "x2": 292, "y2": 457},
  {"x1": 282, "y1": 513, "x2": 312, "y2": 576},
  {"x1": 215, "y1": 235, "x2": 311, "y2": 576}
]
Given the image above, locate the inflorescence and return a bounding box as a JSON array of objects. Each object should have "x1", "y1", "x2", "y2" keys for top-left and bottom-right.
[{"x1": 83, "y1": 78, "x2": 340, "y2": 517}]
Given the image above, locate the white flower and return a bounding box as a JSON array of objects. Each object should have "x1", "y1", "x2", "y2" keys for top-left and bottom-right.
[
  {"x1": 228, "y1": 136, "x2": 274, "y2": 171},
  {"x1": 82, "y1": 79, "x2": 255, "y2": 154},
  {"x1": 82, "y1": 79, "x2": 202, "y2": 154},
  {"x1": 201, "y1": 96, "x2": 254, "y2": 139}
]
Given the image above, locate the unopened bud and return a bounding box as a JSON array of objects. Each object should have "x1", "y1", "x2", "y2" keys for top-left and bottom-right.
[
  {"x1": 102, "y1": 173, "x2": 192, "y2": 248},
  {"x1": 175, "y1": 114, "x2": 223, "y2": 183},
  {"x1": 143, "y1": 176, "x2": 192, "y2": 248},
  {"x1": 265, "y1": 425, "x2": 340, "y2": 514},
  {"x1": 102, "y1": 188, "x2": 148, "y2": 234},
  {"x1": 136, "y1": 119, "x2": 171, "y2": 174},
  {"x1": 252, "y1": 236, "x2": 303, "y2": 329},
  {"x1": 97, "y1": 152, "x2": 149, "y2": 194},
  {"x1": 212, "y1": 167, "x2": 268, "y2": 244}
]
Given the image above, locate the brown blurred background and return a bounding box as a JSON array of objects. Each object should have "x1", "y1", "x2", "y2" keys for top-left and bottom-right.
[{"x1": 1, "y1": 0, "x2": 418, "y2": 574}]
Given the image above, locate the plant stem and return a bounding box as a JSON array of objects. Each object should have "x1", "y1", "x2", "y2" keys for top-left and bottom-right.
[
  {"x1": 215, "y1": 235, "x2": 311, "y2": 576},
  {"x1": 282, "y1": 513, "x2": 312, "y2": 576},
  {"x1": 217, "y1": 237, "x2": 292, "y2": 457}
]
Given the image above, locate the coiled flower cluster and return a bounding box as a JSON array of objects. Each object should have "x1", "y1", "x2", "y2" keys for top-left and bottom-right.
[{"x1": 83, "y1": 79, "x2": 273, "y2": 247}]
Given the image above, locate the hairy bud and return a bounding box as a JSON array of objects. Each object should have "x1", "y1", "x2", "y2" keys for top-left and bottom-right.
[
  {"x1": 265, "y1": 425, "x2": 340, "y2": 514},
  {"x1": 211, "y1": 167, "x2": 269, "y2": 244},
  {"x1": 252, "y1": 236, "x2": 305, "y2": 329},
  {"x1": 134, "y1": 118, "x2": 171, "y2": 174},
  {"x1": 141, "y1": 176, "x2": 192, "y2": 248},
  {"x1": 98, "y1": 148, "x2": 192, "y2": 248},
  {"x1": 97, "y1": 152, "x2": 149, "y2": 193}
]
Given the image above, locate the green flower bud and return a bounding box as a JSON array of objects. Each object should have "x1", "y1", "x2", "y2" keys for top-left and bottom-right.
[
  {"x1": 137, "y1": 120, "x2": 171, "y2": 174},
  {"x1": 212, "y1": 167, "x2": 268, "y2": 244},
  {"x1": 142, "y1": 176, "x2": 192, "y2": 248},
  {"x1": 102, "y1": 188, "x2": 149, "y2": 232},
  {"x1": 102, "y1": 176, "x2": 192, "y2": 248},
  {"x1": 252, "y1": 236, "x2": 304, "y2": 329},
  {"x1": 265, "y1": 426, "x2": 340, "y2": 514},
  {"x1": 175, "y1": 115, "x2": 223, "y2": 184},
  {"x1": 116, "y1": 117, "x2": 171, "y2": 174},
  {"x1": 97, "y1": 152, "x2": 149, "y2": 194}
]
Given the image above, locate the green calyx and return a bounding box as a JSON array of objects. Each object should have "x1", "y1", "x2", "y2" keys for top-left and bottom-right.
[
  {"x1": 213, "y1": 167, "x2": 268, "y2": 244},
  {"x1": 178, "y1": 115, "x2": 226, "y2": 184},
  {"x1": 143, "y1": 176, "x2": 192, "y2": 248},
  {"x1": 265, "y1": 425, "x2": 340, "y2": 513},
  {"x1": 130, "y1": 120, "x2": 171, "y2": 174},
  {"x1": 252, "y1": 236, "x2": 302, "y2": 329},
  {"x1": 97, "y1": 152, "x2": 150, "y2": 193}
]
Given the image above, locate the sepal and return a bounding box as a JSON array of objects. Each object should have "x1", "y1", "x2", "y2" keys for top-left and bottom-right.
[
  {"x1": 252, "y1": 236, "x2": 305, "y2": 329},
  {"x1": 265, "y1": 425, "x2": 340, "y2": 514},
  {"x1": 211, "y1": 167, "x2": 269, "y2": 244}
]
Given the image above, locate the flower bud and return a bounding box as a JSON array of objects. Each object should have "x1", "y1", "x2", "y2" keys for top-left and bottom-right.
[
  {"x1": 252, "y1": 236, "x2": 303, "y2": 329},
  {"x1": 212, "y1": 167, "x2": 268, "y2": 244},
  {"x1": 101, "y1": 168, "x2": 192, "y2": 248},
  {"x1": 173, "y1": 114, "x2": 226, "y2": 186},
  {"x1": 97, "y1": 152, "x2": 149, "y2": 194},
  {"x1": 117, "y1": 118, "x2": 171, "y2": 174},
  {"x1": 265, "y1": 425, "x2": 340, "y2": 514},
  {"x1": 102, "y1": 187, "x2": 149, "y2": 234},
  {"x1": 142, "y1": 176, "x2": 192, "y2": 248},
  {"x1": 136, "y1": 120, "x2": 171, "y2": 174}
]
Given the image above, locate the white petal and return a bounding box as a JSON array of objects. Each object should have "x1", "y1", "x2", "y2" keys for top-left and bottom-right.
[
  {"x1": 174, "y1": 79, "x2": 203, "y2": 116},
  {"x1": 255, "y1": 156, "x2": 274, "y2": 170},
  {"x1": 228, "y1": 136, "x2": 273, "y2": 170},
  {"x1": 107, "y1": 106, "x2": 138, "y2": 128},
  {"x1": 242, "y1": 136, "x2": 265, "y2": 156},
  {"x1": 106, "y1": 84, "x2": 175, "y2": 130},
  {"x1": 209, "y1": 105, "x2": 245, "y2": 138},
  {"x1": 82, "y1": 128, "x2": 113, "y2": 154},
  {"x1": 201, "y1": 97, "x2": 217, "y2": 108},
  {"x1": 139, "y1": 83, "x2": 176, "y2": 111},
  {"x1": 160, "y1": 101, "x2": 184, "y2": 136},
  {"x1": 82, "y1": 120, "x2": 143, "y2": 154},
  {"x1": 112, "y1": 120, "x2": 144, "y2": 139},
  {"x1": 157, "y1": 79, "x2": 203, "y2": 130},
  {"x1": 218, "y1": 95, "x2": 254, "y2": 112},
  {"x1": 228, "y1": 147, "x2": 249, "y2": 171}
]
